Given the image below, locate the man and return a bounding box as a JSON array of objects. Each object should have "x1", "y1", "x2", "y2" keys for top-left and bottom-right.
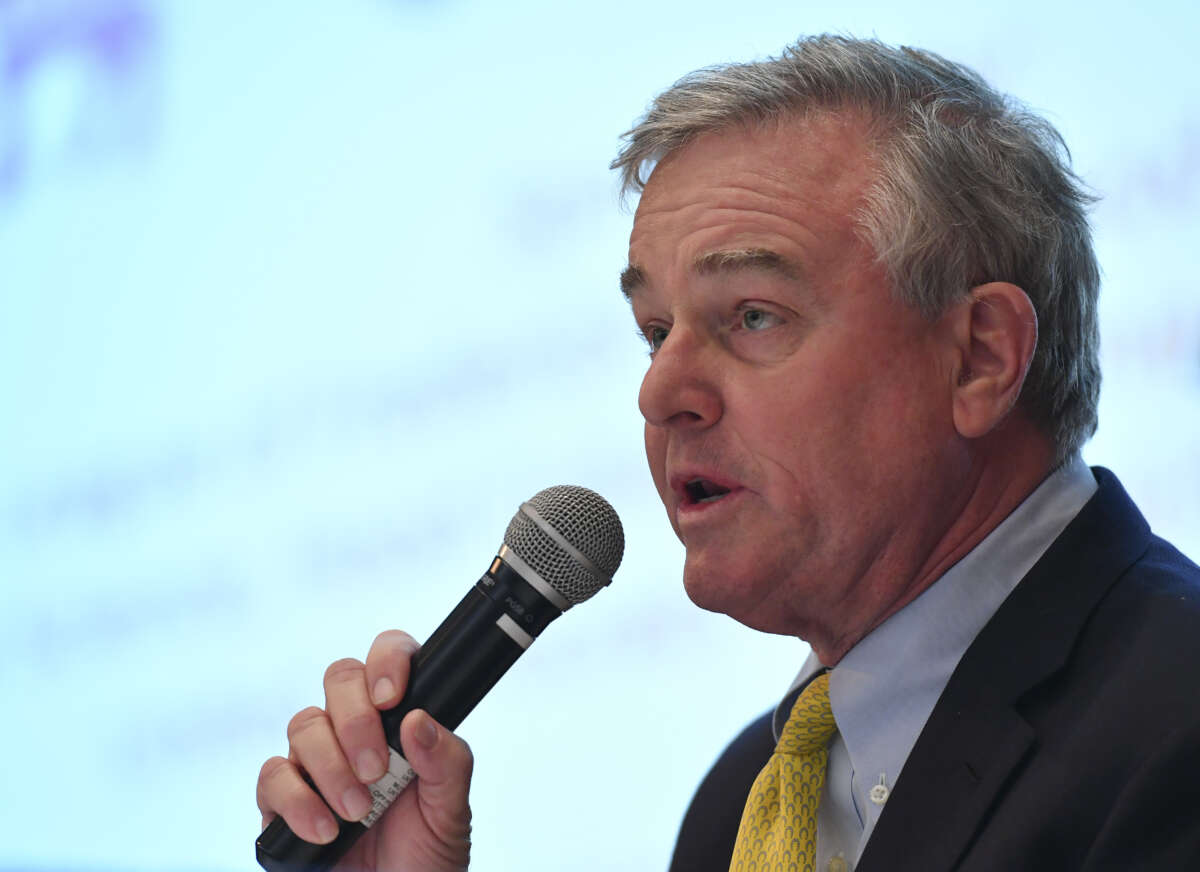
[{"x1": 256, "y1": 36, "x2": 1200, "y2": 871}]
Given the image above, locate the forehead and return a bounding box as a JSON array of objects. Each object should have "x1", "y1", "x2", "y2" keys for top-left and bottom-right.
[{"x1": 626, "y1": 113, "x2": 879, "y2": 287}]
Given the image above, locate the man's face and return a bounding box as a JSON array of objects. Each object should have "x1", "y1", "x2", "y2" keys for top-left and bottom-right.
[{"x1": 624, "y1": 114, "x2": 966, "y2": 647}]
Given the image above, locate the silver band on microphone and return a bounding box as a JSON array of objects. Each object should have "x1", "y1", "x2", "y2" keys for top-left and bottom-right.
[
  {"x1": 495, "y1": 613, "x2": 534, "y2": 649},
  {"x1": 498, "y1": 544, "x2": 572, "y2": 612}
]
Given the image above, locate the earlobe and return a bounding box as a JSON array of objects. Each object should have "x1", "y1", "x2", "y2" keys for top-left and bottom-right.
[{"x1": 951, "y1": 282, "x2": 1038, "y2": 439}]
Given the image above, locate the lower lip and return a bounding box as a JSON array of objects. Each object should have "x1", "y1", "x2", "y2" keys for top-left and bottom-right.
[{"x1": 677, "y1": 488, "x2": 746, "y2": 524}]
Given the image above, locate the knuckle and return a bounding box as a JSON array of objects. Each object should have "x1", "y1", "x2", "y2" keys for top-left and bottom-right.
[
  {"x1": 324, "y1": 657, "x2": 365, "y2": 685},
  {"x1": 423, "y1": 805, "x2": 473, "y2": 860},
  {"x1": 334, "y1": 707, "x2": 383, "y2": 740},
  {"x1": 256, "y1": 756, "x2": 298, "y2": 814},
  {"x1": 286, "y1": 706, "x2": 328, "y2": 741},
  {"x1": 257, "y1": 755, "x2": 292, "y2": 788}
]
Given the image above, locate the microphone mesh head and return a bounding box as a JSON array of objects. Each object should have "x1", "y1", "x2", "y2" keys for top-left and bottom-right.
[{"x1": 503, "y1": 485, "x2": 624, "y2": 605}]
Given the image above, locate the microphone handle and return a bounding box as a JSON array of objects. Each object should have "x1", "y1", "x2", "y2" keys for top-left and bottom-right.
[{"x1": 256, "y1": 556, "x2": 565, "y2": 872}]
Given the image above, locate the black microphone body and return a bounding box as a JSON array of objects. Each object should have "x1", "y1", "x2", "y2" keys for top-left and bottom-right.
[{"x1": 256, "y1": 487, "x2": 623, "y2": 872}]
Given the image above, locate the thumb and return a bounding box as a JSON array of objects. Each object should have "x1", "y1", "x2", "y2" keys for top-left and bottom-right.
[{"x1": 401, "y1": 710, "x2": 474, "y2": 849}]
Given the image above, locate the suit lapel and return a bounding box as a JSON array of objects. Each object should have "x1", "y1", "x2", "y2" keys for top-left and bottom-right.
[{"x1": 856, "y1": 468, "x2": 1151, "y2": 872}]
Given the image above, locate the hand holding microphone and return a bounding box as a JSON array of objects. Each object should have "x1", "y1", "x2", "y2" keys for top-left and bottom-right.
[
  {"x1": 256, "y1": 630, "x2": 475, "y2": 871},
  {"x1": 254, "y1": 486, "x2": 624, "y2": 872}
]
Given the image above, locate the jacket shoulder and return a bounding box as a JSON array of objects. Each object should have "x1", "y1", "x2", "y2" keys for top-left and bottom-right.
[{"x1": 668, "y1": 709, "x2": 774, "y2": 872}]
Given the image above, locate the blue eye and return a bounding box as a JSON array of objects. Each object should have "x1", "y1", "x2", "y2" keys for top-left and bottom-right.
[{"x1": 740, "y1": 308, "x2": 780, "y2": 331}]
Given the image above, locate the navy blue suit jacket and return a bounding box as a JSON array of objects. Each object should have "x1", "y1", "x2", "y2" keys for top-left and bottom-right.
[{"x1": 669, "y1": 468, "x2": 1200, "y2": 871}]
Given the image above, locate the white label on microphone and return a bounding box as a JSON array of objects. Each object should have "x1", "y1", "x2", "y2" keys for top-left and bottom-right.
[{"x1": 361, "y1": 747, "x2": 417, "y2": 829}]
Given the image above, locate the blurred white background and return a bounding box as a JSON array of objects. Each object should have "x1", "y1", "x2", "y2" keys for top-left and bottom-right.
[{"x1": 1, "y1": 0, "x2": 1198, "y2": 869}]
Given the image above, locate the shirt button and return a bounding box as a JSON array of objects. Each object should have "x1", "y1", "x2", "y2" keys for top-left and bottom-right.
[
  {"x1": 828, "y1": 856, "x2": 849, "y2": 872},
  {"x1": 869, "y1": 783, "x2": 890, "y2": 805}
]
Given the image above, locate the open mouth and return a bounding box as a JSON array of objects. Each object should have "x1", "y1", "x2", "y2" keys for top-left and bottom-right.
[{"x1": 685, "y1": 478, "x2": 732, "y2": 504}]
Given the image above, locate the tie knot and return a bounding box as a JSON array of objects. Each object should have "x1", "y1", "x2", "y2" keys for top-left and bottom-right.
[{"x1": 777, "y1": 671, "x2": 836, "y2": 755}]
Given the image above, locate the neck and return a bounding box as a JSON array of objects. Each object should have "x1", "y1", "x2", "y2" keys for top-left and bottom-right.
[{"x1": 810, "y1": 422, "x2": 1056, "y2": 665}]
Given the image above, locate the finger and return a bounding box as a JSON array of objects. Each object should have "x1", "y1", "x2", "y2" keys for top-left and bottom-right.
[
  {"x1": 286, "y1": 705, "x2": 374, "y2": 824},
  {"x1": 256, "y1": 755, "x2": 340, "y2": 845},
  {"x1": 364, "y1": 629, "x2": 420, "y2": 709},
  {"x1": 324, "y1": 658, "x2": 389, "y2": 784},
  {"x1": 400, "y1": 710, "x2": 474, "y2": 847}
]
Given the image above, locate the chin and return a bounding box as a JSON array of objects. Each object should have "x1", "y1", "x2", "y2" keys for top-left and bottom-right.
[
  {"x1": 681, "y1": 550, "x2": 818, "y2": 637},
  {"x1": 682, "y1": 559, "x2": 770, "y2": 627},
  {"x1": 681, "y1": 574, "x2": 726, "y2": 614}
]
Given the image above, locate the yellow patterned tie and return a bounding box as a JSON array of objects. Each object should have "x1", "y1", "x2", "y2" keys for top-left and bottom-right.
[{"x1": 729, "y1": 671, "x2": 837, "y2": 872}]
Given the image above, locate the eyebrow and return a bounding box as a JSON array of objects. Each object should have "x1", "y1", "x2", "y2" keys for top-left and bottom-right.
[
  {"x1": 619, "y1": 264, "x2": 646, "y2": 299},
  {"x1": 619, "y1": 248, "x2": 803, "y2": 300},
  {"x1": 695, "y1": 248, "x2": 802, "y2": 281}
]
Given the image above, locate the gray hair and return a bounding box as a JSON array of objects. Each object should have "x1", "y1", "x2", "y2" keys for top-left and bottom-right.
[{"x1": 612, "y1": 35, "x2": 1100, "y2": 465}]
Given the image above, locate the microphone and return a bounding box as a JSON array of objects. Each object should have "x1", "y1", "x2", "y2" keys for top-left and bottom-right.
[{"x1": 255, "y1": 485, "x2": 625, "y2": 872}]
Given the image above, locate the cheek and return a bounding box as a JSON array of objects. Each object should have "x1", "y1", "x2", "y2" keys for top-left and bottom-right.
[
  {"x1": 738, "y1": 364, "x2": 886, "y2": 508},
  {"x1": 644, "y1": 424, "x2": 668, "y2": 494},
  {"x1": 753, "y1": 372, "x2": 865, "y2": 462}
]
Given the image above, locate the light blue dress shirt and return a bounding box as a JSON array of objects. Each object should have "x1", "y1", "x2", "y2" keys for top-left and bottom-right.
[{"x1": 771, "y1": 456, "x2": 1098, "y2": 872}]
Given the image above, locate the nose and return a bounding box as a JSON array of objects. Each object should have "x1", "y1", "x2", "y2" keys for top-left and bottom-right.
[{"x1": 638, "y1": 324, "x2": 723, "y2": 430}]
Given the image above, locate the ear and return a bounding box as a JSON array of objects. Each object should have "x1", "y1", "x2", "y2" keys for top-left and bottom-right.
[{"x1": 950, "y1": 282, "x2": 1038, "y2": 439}]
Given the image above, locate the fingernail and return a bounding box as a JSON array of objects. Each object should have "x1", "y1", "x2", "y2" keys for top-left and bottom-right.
[
  {"x1": 357, "y1": 748, "x2": 384, "y2": 781},
  {"x1": 413, "y1": 715, "x2": 438, "y2": 750},
  {"x1": 372, "y1": 677, "x2": 396, "y2": 705},
  {"x1": 343, "y1": 786, "x2": 372, "y2": 821},
  {"x1": 315, "y1": 814, "x2": 339, "y2": 843}
]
